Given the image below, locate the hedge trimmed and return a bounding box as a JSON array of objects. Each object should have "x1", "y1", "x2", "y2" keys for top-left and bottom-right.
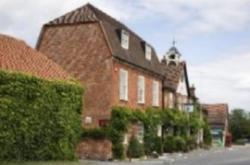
[{"x1": 0, "y1": 70, "x2": 83, "y2": 161}]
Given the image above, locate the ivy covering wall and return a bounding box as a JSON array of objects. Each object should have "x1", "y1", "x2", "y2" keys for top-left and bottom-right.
[
  {"x1": 82, "y1": 106, "x2": 207, "y2": 159},
  {"x1": 0, "y1": 70, "x2": 83, "y2": 161}
]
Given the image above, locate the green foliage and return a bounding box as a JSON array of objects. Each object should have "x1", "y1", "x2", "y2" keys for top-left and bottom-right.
[
  {"x1": 229, "y1": 109, "x2": 250, "y2": 142},
  {"x1": 127, "y1": 136, "x2": 144, "y2": 158},
  {"x1": 144, "y1": 134, "x2": 163, "y2": 155},
  {"x1": 108, "y1": 106, "x2": 205, "y2": 158},
  {"x1": 186, "y1": 136, "x2": 197, "y2": 151},
  {"x1": 81, "y1": 128, "x2": 107, "y2": 140},
  {"x1": 0, "y1": 70, "x2": 83, "y2": 161},
  {"x1": 174, "y1": 136, "x2": 186, "y2": 152},
  {"x1": 163, "y1": 136, "x2": 175, "y2": 153},
  {"x1": 108, "y1": 107, "x2": 163, "y2": 158},
  {"x1": 164, "y1": 136, "x2": 187, "y2": 153},
  {"x1": 143, "y1": 108, "x2": 163, "y2": 155},
  {"x1": 108, "y1": 107, "x2": 132, "y2": 159},
  {"x1": 203, "y1": 121, "x2": 212, "y2": 146}
]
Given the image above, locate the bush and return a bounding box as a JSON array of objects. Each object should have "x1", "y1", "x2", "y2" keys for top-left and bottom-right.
[
  {"x1": 127, "y1": 136, "x2": 144, "y2": 158},
  {"x1": 174, "y1": 136, "x2": 186, "y2": 152},
  {"x1": 82, "y1": 128, "x2": 107, "y2": 140},
  {"x1": 235, "y1": 139, "x2": 247, "y2": 145},
  {"x1": 164, "y1": 136, "x2": 175, "y2": 153},
  {"x1": 112, "y1": 143, "x2": 125, "y2": 160},
  {"x1": 144, "y1": 134, "x2": 163, "y2": 155},
  {"x1": 154, "y1": 137, "x2": 163, "y2": 155},
  {"x1": 203, "y1": 122, "x2": 212, "y2": 146},
  {"x1": 186, "y1": 136, "x2": 197, "y2": 151},
  {"x1": 0, "y1": 70, "x2": 83, "y2": 161},
  {"x1": 164, "y1": 136, "x2": 187, "y2": 153}
]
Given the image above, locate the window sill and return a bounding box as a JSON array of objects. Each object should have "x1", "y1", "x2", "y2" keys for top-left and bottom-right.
[
  {"x1": 120, "y1": 99, "x2": 128, "y2": 102},
  {"x1": 137, "y1": 102, "x2": 145, "y2": 105}
]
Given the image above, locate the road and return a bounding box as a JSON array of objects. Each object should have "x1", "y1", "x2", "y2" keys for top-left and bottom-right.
[
  {"x1": 167, "y1": 145, "x2": 250, "y2": 165},
  {"x1": 81, "y1": 145, "x2": 250, "y2": 165}
]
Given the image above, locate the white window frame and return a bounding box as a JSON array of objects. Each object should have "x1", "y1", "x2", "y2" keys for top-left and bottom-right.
[
  {"x1": 145, "y1": 44, "x2": 152, "y2": 60},
  {"x1": 121, "y1": 29, "x2": 129, "y2": 49},
  {"x1": 152, "y1": 80, "x2": 159, "y2": 106},
  {"x1": 137, "y1": 75, "x2": 145, "y2": 104},
  {"x1": 119, "y1": 68, "x2": 128, "y2": 101}
]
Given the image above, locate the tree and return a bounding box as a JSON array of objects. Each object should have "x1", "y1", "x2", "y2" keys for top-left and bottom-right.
[{"x1": 229, "y1": 109, "x2": 250, "y2": 142}]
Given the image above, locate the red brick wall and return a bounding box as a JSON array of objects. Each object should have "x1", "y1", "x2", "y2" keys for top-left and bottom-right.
[
  {"x1": 112, "y1": 60, "x2": 162, "y2": 109},
  {"x1": 76, "y1": 139, "x2": 112, "y2": 160},
  {"x1": 37, "y1": 23, "x2": 113, "y2": 127}
]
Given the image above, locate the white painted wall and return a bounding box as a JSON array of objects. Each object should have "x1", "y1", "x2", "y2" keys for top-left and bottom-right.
[{"x1": 176, "y1": 73, "x2": 188, "y2": 96}]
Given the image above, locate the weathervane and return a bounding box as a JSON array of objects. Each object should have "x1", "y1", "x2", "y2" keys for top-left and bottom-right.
[{"x1": 172, "y1": 37, "x2": 176, "y2": 47}]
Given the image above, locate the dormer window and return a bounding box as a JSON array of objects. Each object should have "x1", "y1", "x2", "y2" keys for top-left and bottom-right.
[
  {"x1": 145, "y1": 44, "x2": 152, "y2": 60},
  {"x1": 121, "y1": 29, "x2": 129, "y2": 49}
]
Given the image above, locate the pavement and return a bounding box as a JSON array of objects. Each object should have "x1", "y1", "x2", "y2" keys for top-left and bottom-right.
[{"x1": 80, "y1": 145, "x2": 250, "y2": 165}]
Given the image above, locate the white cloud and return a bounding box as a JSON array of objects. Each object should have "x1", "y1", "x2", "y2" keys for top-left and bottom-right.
[
  {"x1": 140, "y1": 0, "x2": 250, "y2": 38},
  {"x1": 189, "y1": 52, "x2": 250, "y2": 110},
  {"x1": 0, "y1": 0, "x2": 138, "y2": 46},
  {"x1": 1, "y1": 0, "x2": 250, "y2": 44}
]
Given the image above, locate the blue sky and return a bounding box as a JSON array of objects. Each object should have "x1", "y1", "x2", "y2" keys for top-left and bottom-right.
[{"x1": 1, "y1": 0, "x2": 250, "y2": 110}]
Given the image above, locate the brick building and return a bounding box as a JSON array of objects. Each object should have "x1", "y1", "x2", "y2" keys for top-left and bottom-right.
[
  {"x1": 0, "y1": 34, "x2": 70, "y2": 80},
  {"x1": 202, "y1": 104, "x2": 229, "y2": 147},
  {"x1": 161, "y1": 46, "x2": 193, "y2": 111},
  {"x1": 36, "y1": 3, "x2": 193, "y2": 127}
]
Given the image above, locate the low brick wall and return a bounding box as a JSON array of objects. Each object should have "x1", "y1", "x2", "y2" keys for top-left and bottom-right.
[{"x1": 76, "y1": 139, "x2": 112, "y2": 160}]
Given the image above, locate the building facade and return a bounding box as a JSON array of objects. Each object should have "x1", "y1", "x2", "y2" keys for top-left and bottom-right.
[
  {"x1": 202, "y1": 104, "x2": 229, "y2": 147},
  {"x1": 36, "y1": 3, "x2": 194, "y2": 127},
  {"x1": 161, "y1": 46, "x2": 192, "y2": 111}
]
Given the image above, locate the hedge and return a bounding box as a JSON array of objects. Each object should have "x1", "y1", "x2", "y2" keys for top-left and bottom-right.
[
  {"x1": 81, "y1": 128, "x2": 107, "y2": 140},
  {"x1": 0, "y1": 70, "x2": 83, "y2": 161}
]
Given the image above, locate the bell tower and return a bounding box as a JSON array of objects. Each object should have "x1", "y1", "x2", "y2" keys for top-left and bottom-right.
[{"x1": 164, "y1": 39, "x2": 181, "y2": 66}]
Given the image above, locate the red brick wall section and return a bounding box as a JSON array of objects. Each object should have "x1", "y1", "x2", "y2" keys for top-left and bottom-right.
[
  {"x1": 37, "y1": 23, "x2": 113, "y2": 127},
  {"x1": 112, "y1": 60, "x2": 162, "y2": 109},
  {"x1": 76, "y1": 139, "x2": 112, "y2": 160}
]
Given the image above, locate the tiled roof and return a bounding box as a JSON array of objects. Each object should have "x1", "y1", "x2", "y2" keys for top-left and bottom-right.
[
  {"x1": 202, "y1": 104, "x2": 229, "y2": 125},
  {"x1": 0, "y1": 34, "x2": 71, "y2": 80},
  {"x1": 46, "y1": 3, "x2": 163, "y2": 76},
  {"x1": 162, "y1": 62, "x2": 188, "y2": 91}
]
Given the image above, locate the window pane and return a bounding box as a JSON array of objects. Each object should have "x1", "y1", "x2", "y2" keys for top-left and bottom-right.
[
  {"x1": 137, "y1": 76, "x2": 145, "y2": 103},
  {"x1": 119, "y1": 69, "x2": 128, "y2": 100},
  {"x1": 152, "y1": 81, "x2": 159, "y2": 106},
  {"x1": 121, "y1": 30, "x2": 129, "y2": 49}
]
